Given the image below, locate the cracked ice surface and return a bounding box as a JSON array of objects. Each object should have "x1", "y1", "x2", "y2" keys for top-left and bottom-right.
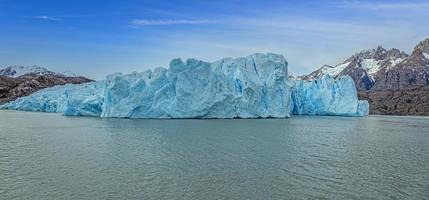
[
  {"x1": 292, "y1": 75, "x2": 369, "y2": 116},
  {"x1": 2, "y1": 53, "x2": 368, "y2": 118},
  {"x1": 2, "y1": 81, "x2": 105, "y2": 116}
]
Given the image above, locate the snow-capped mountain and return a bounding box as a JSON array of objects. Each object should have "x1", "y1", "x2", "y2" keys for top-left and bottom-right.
[
  {"x1": 373, "y1": 40, "x2": 429, "y2": 90},
  {"x1": 0, "y1": 65, "x2": 54, "y2": 78},
  {"x1": 302, "y1": 40, "x2": 429, "y2": 91},
  {"x1": 0, "y1": 65, "x2": 83, "y2": 78}
]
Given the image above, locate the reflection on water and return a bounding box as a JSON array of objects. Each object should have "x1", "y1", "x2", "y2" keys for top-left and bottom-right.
[{"x1": 0, "y1": 111, "x2": 428, "y2": 199}]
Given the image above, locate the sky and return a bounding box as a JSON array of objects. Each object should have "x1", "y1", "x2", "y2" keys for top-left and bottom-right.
[{"x1": 0, "y1": 0, "x2": 428, "y2": 79}]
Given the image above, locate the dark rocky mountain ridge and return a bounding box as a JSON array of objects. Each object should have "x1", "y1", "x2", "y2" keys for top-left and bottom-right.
[{"x1": 0, "y1": 67, "x2": 92, "y2": 104}]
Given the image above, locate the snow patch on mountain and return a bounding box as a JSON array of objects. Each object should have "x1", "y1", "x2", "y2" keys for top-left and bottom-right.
[
  {"x1": 360, "y1": 59, "x2": 379, "y2": 77},
  {"x1": 386, "y1": 58, "x2": 405, "y2": 70},
  {"x1": 324, "y1": 62, "x2": 350, "y2": 76}
]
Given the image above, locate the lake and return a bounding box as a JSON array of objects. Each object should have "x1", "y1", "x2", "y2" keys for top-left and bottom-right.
[{"x1": 0, "y1": 111, "x2": 428, "y2": 199}]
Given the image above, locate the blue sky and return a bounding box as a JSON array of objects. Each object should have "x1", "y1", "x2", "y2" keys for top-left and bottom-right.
[{"x1": 1, "y1": 0, "x2": 428, "y2": 79}]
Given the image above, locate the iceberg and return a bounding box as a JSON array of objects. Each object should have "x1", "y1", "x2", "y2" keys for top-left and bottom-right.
[{"x1": 1, "y1": 53, "x2": 369, "y2": 118}]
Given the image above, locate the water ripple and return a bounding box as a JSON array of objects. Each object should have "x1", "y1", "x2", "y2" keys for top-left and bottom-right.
[{"x1": 0, "y1": 111, "x2": 428, "y2": 199}]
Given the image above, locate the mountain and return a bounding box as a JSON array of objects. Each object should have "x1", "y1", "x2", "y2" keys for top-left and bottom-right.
[
  {"x1": 373, "y1": 46, "x2": 429, "y2": 90},
  {"x1": 303, "y1": 38, "x2": 429, "y2": 115},
  {"x1": 415, "y1": 38, "x2": 429, "y2": 58},
  {"x1": 0, "y1": 65, "x2": 54, "y2": 77},
  {"x1": 0, "y1": 66, "x2": 93, "y2": 104},
  {"x1": 303, "y1": 46, "x2": 409, "y2": 90},
  {"x1": 0, "y1": 65, "x2": 86, "y2": 78}
]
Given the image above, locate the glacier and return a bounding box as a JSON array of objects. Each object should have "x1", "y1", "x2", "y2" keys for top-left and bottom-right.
[
  {"x1": 1, "y1": 53, "x2": 369, "y2": 118},
  {"x1": 3, "y1": 81, "x2": 105, "y2": 116}
]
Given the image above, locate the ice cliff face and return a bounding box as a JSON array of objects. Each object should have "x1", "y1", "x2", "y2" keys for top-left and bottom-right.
[
  {"x1": 100, "y1": 53, "x2": 292, "y2": 118},
  {"x1": 1, "y1": 53, "x2": 369, "y2": 118},
  {"x1": 3, "y1": 81, "x2": 105, "y2": 116},
  {"x1": 292, "y1": 75, "x2": 369, "y2": 116}
]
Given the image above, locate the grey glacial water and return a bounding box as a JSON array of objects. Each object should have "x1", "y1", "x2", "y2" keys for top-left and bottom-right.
[{"x1": 0, "y1": 110, "x2": 428, "y2": 199}]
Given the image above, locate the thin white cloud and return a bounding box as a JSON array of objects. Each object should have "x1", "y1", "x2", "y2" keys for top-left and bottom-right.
[
  {"x1": 338, "y1": 1, "x2": 429, "y2": 9},
  {"x1": 131, "y1": 19, "x2": 216, "y2": 26},
  {"x1": 33, "y1": 15, "x2": 62, "y2": 21},
  {"x1": 30, "y1": 15, "x2": 85, "y2": 21},
  {"x1": 131, "y1": 17, "x2": 377, "y2": 35},
  {"x1": 228, "y1": 17, "x2": 411, "y2": 38}
]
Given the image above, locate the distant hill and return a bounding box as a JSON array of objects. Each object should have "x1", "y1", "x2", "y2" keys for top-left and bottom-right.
[
  {"x1": 0, "y1": 66, "x2": 92, "y2": 104},
  {"x1": 301, "y1": 38, "x2": 429, "y2": 115},
  {"x1": 0, "y1": 65, "x2": 85, "y2": 78}
]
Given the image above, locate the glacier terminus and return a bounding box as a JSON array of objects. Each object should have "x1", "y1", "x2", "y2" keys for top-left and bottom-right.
[{"x1": 1, "y1": 53, "x2": 369, "y2": 118}]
